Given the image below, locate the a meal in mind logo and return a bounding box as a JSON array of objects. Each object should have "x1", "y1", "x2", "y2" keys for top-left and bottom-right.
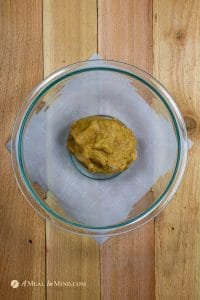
[{"x1": 10, "y1": 279, "x2": 87, "y2": 288}]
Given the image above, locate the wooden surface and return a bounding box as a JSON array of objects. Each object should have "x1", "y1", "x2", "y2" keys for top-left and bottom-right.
[
  {"x1": 43, "y1": 1, "x2": 100, "y2": 300},
  {"x1": 0, "y1": 1, "x2": 200, "y2": 299},
  {"x1": 0, "y1": 1, "x2": 45, "y2": 300},
  {"x1": 98, "y1": 1, "x2": 155, "y2": 300},
  {"x1": 154, "y1": 1, "x2": 200, "y2": 299}
]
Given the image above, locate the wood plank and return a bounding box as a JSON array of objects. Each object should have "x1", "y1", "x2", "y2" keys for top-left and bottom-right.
[
  {"x1": 43, "y1": 1, "x2": 100, "y2": 299},
  {"x1": 0, "y1": 1, "x2": 45, "y2": 300},
  {"x1": 153, "y1": 1, "x2": 200, "y2": 299},
  {"x1": 98, "y1": 0, "x2": 153, "y2": 69},
  {"x1": 43, "y1": 0, "x2": 97, "y2": 74},
  {"x1": 98, "y1": 1, "x2": 155, "y2": 299}
]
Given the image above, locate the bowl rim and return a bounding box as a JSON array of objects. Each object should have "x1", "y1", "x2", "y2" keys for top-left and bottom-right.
[{"x1": 11, "y1": 59, "x2": 188, "y2": 233}]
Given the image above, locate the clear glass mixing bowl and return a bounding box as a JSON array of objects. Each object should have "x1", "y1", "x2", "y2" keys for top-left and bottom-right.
[{"x1": 11, "y1": 60, "x2": 188, "y2": 237}]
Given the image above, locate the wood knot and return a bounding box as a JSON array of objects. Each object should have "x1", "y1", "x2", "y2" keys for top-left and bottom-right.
[
  {"x1": 175, "y1": 30, "x2": 186, "y2": 46},
  {"x1": 36, "y1": 101, "x2": 46, "y2": 114},
  {"x1": 184, "y1": 115, "x2": 197, "y2": 134},
  {"x1": 176, "y1": 30, "x2": 184, "y2": 40}
]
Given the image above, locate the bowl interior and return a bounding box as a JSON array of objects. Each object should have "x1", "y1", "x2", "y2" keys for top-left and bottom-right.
[{"x1": 17, "y1": 62, "x2": 180, "y2": 230}]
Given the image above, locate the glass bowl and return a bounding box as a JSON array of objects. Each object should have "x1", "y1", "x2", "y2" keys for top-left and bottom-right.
[{"x1": 11, "y1": 60, "x2": 188, "y2": 237}]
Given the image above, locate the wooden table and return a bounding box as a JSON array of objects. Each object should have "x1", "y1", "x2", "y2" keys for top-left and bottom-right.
[{"x1": 1, "y1": 1, "x2": 199, "y2": 299}]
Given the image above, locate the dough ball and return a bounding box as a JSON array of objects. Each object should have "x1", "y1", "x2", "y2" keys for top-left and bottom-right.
[{"x1": 67, "y1": 116, "x2": 137, "y2": 175}]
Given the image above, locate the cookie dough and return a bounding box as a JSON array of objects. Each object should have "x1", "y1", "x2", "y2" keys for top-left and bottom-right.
[{"x1": 67, "y1": 116, "x2": 137, "y2": 175}]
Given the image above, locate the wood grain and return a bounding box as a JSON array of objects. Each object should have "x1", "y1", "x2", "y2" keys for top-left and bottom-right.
[
  {"x1": 43, "y1": 0, "x2": 97, "y2": 74},
  {"x1": 0, "y1": 1, "x2": 45, "y2": 299},
  {"x1": 98, "y1": 0, "x2": 153, "y2": 69},
  {"x1": 2, "y1": 1, "x2": 200, "y2": 299},
  {"x1": 153, "y1": 1, "x2": 200, "y2": 299},
  {"x1": 98, "y1": 1, "x2": 155, "y2": 299},
  {"x1": 43, "y1": 1, "x2": 100, "y2": 299}
]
